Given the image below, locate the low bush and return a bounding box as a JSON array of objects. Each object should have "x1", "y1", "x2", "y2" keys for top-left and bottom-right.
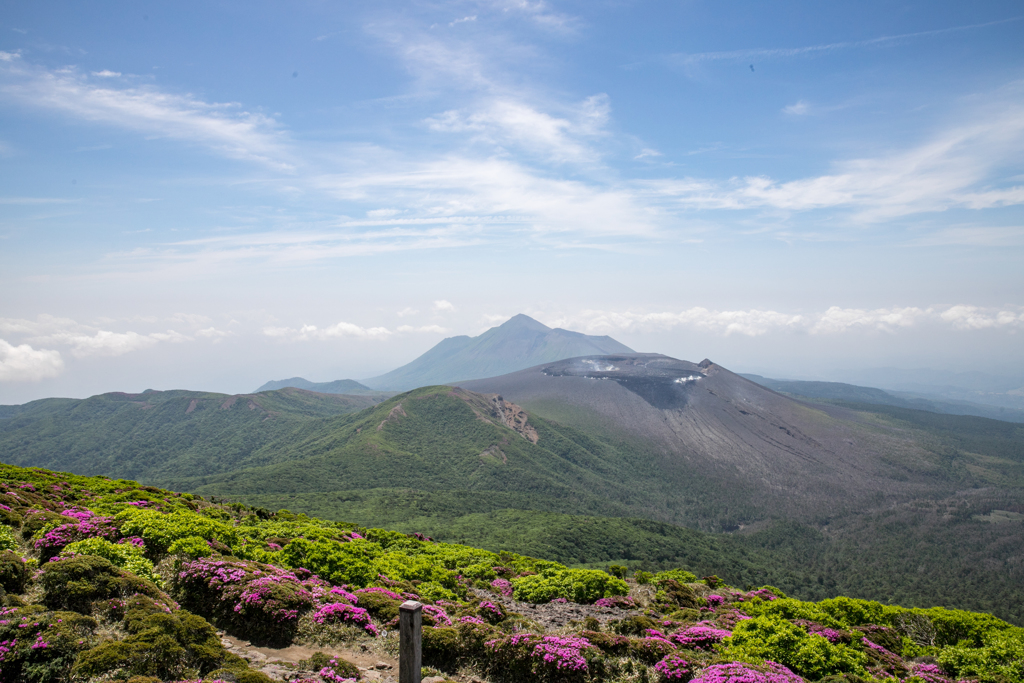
[
  {"x1": 60, "y1": 537, "x2": 160, "y2": 585},
  {"x1": 512, "y1": 568, "x2": 628, "y2": 604},
  {"x1": 39, "y1": 554, "x2": 169, "y2": 613},
  {"x1": 0, "y1": 550, "x2": 30, "y2": 594},
  {"x1": 0, "y1": 607, "x2": 97, "y2": 682},
  {"x1": 173, "y1": 557, "x2": 316, "y2": 646}
]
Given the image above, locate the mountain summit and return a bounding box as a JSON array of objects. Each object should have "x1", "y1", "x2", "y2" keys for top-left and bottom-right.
[{"x1": 362, "y1": 314, "x2": 633, "y2": 390}]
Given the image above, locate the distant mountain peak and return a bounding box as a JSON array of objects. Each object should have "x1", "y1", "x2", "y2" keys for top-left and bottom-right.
[
  {"x1": 362, "y1": 314, "x2": 633, "y2": 390},
  {"x1": 500, "y1": 313, "x2": 552, "y2": 332}
]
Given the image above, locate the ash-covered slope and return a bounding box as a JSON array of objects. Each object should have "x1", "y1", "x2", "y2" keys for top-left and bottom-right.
[
  {"x1": 460, "y1": 354, "x2": 956, "y2": 518},
  {"x1": 362, "y1": 314, "x2": 633, "y2": 391}
]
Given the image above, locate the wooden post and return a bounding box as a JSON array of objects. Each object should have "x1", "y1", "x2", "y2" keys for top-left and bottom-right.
[{"x1": 399, "y1": 600, "x2": 423, "y2": 683}]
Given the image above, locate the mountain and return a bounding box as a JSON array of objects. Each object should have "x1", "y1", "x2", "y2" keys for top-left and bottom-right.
[
  {"x1": 458, "y1": 353, "x2": 1023, "y2": 520},
  {"x1": 361, "y1": 314, "x2": 633, "y2": 390},
  {"x1": 0, "y1": 387, "x2": 385, "y2": 483},
  {"x1": 254, "y1": 377, "x2": 386, "y2": 395},
  {"x1": 741, "y1": 373, "x2": 1024, "y2": 423}
]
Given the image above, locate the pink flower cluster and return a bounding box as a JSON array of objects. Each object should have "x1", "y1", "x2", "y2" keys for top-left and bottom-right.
[
  {"x1": 311, "y1": 602, "x2": 379, "y2": 636},
  {"x1": 690, "y1": 661, "x2": 804, "y2": 683},
  {"x1": 422, "y1": 604, "x2": 452, "y2": 627},
  {"x1": 478, "y1": 600, "x2": 503, "y2": 616},
  {"x1": 355, "y1": 587, "x2": 402, "y2": 601},
  {"x1": 118, "y1": 536, "x2": 145, "y2": 548},
  {"x1": 532, "y1": 635, "x2": 594, "y2": 671},
  {"x1": 319, "y1": 656, "x2": 358, "y2": 682},
  {"x1": 178, "y1": 558, "x2": 314, "y2": 623},
  {"x1": 909, "y1": 663, "x2": 956, "y2": 683},
  {"x1": 491, "y1": 578, "x2": 513, "y2": 597},
  {"x1": 671, "y1": 625, "x2": 732, "y2": 650},
  {"x1": 706, "y1": 594, "x2": 725, "y2": 607},
  {"x1": 594, "y1": 595, "x2": 635, "y2": 609},
  {"x1": 459, "y1": 615, "x2": 486, "y2": 625},
  {"x1": 33, "y1": 515, "x2": 119, "y2": 555},
  {"x1": 655, "y1": 654, "x2": 692, "y2": 680}
]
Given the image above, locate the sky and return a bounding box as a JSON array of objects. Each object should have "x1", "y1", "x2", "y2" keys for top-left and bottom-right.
[{"x1": 1, "y1": 0, "x2": 1023, "y2": 404}]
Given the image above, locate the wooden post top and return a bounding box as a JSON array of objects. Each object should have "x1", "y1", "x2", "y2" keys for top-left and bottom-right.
[{"x1": 400, "y1": 600, "x2": 423, "y2": 612}]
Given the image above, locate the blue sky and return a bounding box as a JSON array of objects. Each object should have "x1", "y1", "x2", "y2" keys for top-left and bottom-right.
[{"x1": 1, "y1": 0, "x2": 1023, "y2": 403}]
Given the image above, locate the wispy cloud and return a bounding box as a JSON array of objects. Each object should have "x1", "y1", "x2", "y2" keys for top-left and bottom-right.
[
  {"x1": 782, "y1": 100, "x2": 810, "y2": 116},
  {"x1": 0, "y1": 56, "x2": 293, "y2": 169},
  {"x1": 643, "y1": 88, "x2": 1024, "y2": 221},
  {"x1": 545, "y1": 305, "x2": 1024, "y2": 337},
  {"x1": 262, "y1": 319, "x2": 448, "y2": 341},
  {"x1": 666, "y1": 17, "x2": 1024, "y2": 68},
  {"x1": 433, "y1": 300, "x2": 455, "y2": 312}
]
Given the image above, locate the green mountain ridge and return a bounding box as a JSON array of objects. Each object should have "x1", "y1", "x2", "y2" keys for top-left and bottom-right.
[{"x1": 254, "y1": 377, "x2": 389, "y2": 396}]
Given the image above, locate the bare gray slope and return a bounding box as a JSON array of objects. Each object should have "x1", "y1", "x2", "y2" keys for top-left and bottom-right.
[
  {"x1": 362, "y1": 314, "x2": 633, "y2": 391},
  {"x1": 459, "y1": 354, "x2": 949, "y2": 518}
]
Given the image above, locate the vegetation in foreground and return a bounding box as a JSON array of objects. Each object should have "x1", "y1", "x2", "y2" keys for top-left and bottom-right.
[{"x1": 1, "y1": 464, "x2": 1022, "y2": 683}]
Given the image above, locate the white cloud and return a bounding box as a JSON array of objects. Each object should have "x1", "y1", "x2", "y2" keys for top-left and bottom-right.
[
  {"x1": 433, "y1": 300, "x2": 455, "y2": 312},
  {"x1": 91, "y1": 70, "x2": 121, "y2": 78},
  {"x1": 940, "y1": 305, "x2": 1024, "y2": 330},
  {"x1": 450, "y1": 15, "x2": 477, "y2": 26},
  {"x1": 634, "y1": 148, "x2": 662, "y2": 160},
  {"x1": 548, "y1": 304, "x2": 1024, "y2": 337},
  {"x1": 0, "y1": 340, "x2": 64, "y2": 381},
  {"x1": 196, "y1": 327, "x2": 233, "y2": 341},
  {"x1": 426, "y1": 95, "x2": 609, "y2": 164},
  {"x1": 811, "y1": 306, "x2": 929, "y2": 334},
  {"x1": 263, "y1": 322, "x2": 393, "y2": 341},
  {"x1": 54, "y1": 330, "x2": 188, "y2": 358},
  {"x1": 0, "y1": 58, "x2": 292, "y2": 169},
  {"x1": 783, "y1": 100, "x2": 810, "y2": 115},
  {"x1": 396, "y1": 307, "x2": 419, "y2": 317}
]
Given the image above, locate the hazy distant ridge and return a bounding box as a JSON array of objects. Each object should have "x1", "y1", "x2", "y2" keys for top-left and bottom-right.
[
  {"x1": 255, "y1": 377, "x2": 378, "y2": 395},
  {"x1": 361, "y1": 313, "x2": 634, "y2": 390}
]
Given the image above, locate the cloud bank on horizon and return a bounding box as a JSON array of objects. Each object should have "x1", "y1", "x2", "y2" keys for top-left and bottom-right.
[{"x1": 0, "y1": 0, "x2": 1022, "y2": 401}]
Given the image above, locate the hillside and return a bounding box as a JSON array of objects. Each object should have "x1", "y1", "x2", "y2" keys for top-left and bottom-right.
[
  {"x1": 255, "y1": 377, "x2": 388, "y2": 396},
  {"x1": 361, "y1": 314, "x2": 633, "y2": 390},
  {"x1": 1, "y1": 464, "x2": 1021, "y2": 683},
  {"x1": 0, "y1": 387, "x2": 384, "y2": 483}
]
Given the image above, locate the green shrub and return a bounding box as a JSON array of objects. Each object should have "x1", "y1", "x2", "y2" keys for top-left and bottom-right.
[
  {"x1": 299, "y1": 652, "x2": 361, "y2": 679},
  {"x1": 116, "y1": 508, "x2": 241, "y2": 558},
  {"x1": 0, "y1": 523, "x2": 18, "y2": 551},
  {"x1": 511, "y1": 568, "x2": 628, "y2": 603},
  {"x1": 722, "y1": 613, "x2": 867, "y2": 680},
  {"x1": 422, "y1": 626, "x2": 464, "y2": 671},
  {"x1": 61, "y1": 537, "x2": 161, "y2": 585},
  {"x1": 609, "y1": 615, "x2": 657, "y2": 636},
  {"x1": 73, "y1": 601, "x2": 227, "y2": 680},
  {"x1": 654, "y1": 568, "x2": 698, "y2": 584},
  {"x1": 0, "y1": 549, "x2": 30, "y2": 593},
  {"x1": 39, "y1": 554, "x2": 169, "y2": 613},
  {"x1": 168, "y1": 535, "x2": 216, "y2": 558},
  {"x1": 0, "y1": 607, "x2": 97, "y2": 682},
  {"x1": 937, "y1": 627, "x2": 1024, "y2": 682}
]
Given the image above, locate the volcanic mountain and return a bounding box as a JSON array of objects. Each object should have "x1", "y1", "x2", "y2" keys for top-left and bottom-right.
[
  {"x1": 458, "y1": 353, "x2": 983, "y2": 521},
  {"x1": 360, "y1": 314, "x2": 633, "y2": 391}
]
